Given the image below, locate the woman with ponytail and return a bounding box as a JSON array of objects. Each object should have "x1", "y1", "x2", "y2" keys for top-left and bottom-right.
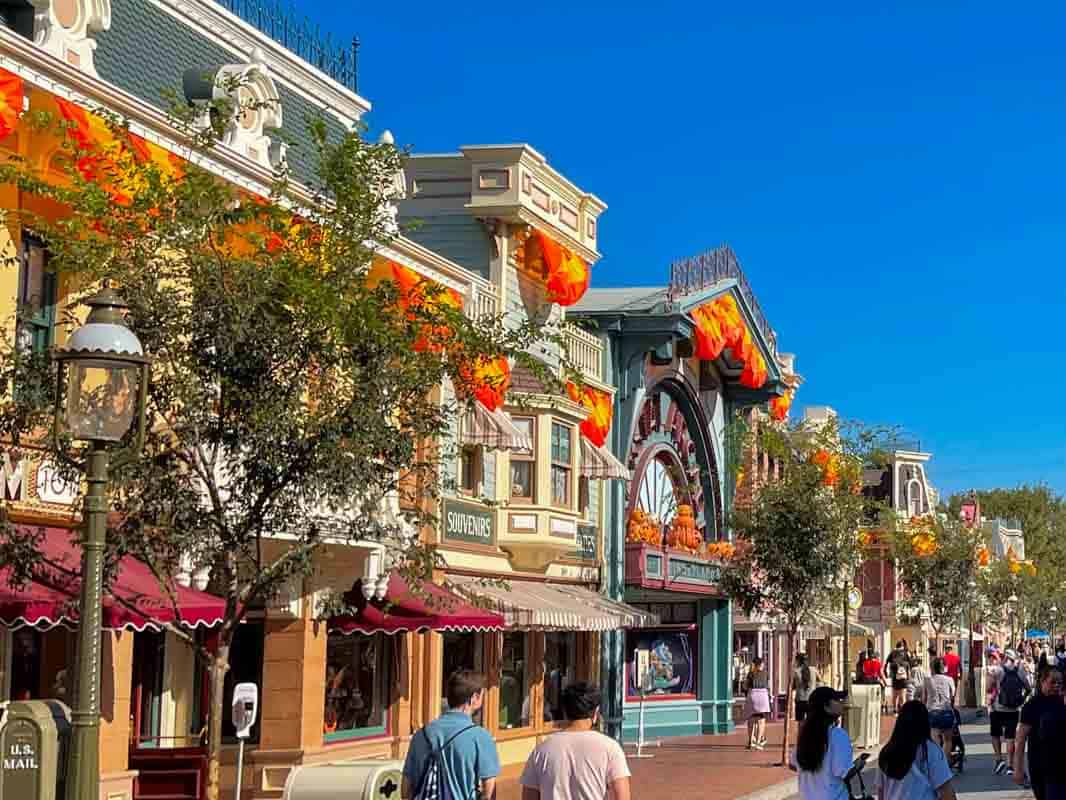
[
  {"x1": 878, "y1": 701, "x2": 958, "y2": 800},
  {"x1": 792, "y1": 686, "x2": 851, "y2": 799}
]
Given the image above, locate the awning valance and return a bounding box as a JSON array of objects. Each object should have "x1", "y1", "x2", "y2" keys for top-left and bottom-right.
[
  {"x1": 580, "y1": 438, "x2": 630, "y2": 480},
  {"x1": 0, "y1": 527, "x2": 225, "y2": 631},
  {"x1": 461, "y1": 403, "x2": 533, "y2": 452},
  {"x1": 813, "y1": 611, "x2": 875, "y2": 637},
  {"x1": 449, "y1": 575, "x2": 658, "y2": 631},
  {"x1": 328, "y1": 573, "x2": 504, "y2": 636}
]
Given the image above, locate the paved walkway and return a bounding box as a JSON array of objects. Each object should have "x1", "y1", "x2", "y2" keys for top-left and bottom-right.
[{"x1": 497, "y1": 715, "x2": 896, "y2": 800}]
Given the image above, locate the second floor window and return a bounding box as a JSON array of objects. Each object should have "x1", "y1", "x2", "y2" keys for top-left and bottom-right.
[
  {"x1": 17, "y1": 234, "x2": 57, "y2": 354},
  {"x1": 551, "y1": 422, "x2": 572, "y2": 508},
  {"x1": 460, "y1": 445, "x2": 482, "y2": 495},
  {"x1": 509, "y1": 417, "x2": 535, "y2": 503}
]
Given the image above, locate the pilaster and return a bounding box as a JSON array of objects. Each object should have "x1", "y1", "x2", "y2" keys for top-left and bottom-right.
[{"x1": 99, "y1": 630, "x2": 133, "y2": 774}]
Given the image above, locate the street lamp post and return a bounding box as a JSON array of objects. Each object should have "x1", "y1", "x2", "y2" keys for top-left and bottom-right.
[
  {"x1": 967, "y1": 579, "x2": 977, "y2": 709},
  {"x1": 53, "y1": 289, "x2": 149, "y2": 800},
  {"x1": 1050, "y1": 605, "x2": 1058, "y2": 646}
]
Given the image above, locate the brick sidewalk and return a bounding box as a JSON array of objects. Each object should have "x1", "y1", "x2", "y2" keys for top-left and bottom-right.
[{"x1": 497, "y1": 715, "x2": 898, "y2": 800}]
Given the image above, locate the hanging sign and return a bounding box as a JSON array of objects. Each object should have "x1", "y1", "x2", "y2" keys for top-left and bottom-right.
[{"x1": 442, "y1": 498, "x2": 496, "y2": 546}]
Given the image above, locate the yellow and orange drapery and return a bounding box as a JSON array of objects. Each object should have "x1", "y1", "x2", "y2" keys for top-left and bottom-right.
[
  {"x1": 521, "y1": 230, "x2": 590, "y2": 307},
  {"x1": 769, "y1": 390, "x2": 793, "y2": 421},
  {"x1": 0, "y1": 68, "x2": 23, "y2": 140},
  {"x1": 370, "y1": 260, "x2": 464, "y2": 354},
  {"x1": 566, "y1": 380, "x2": 629, "y2": 480},
  {"x1": 690, "y1": 293, "x2": 768, "y2": 389}
]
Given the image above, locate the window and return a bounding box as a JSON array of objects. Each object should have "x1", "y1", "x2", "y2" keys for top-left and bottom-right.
[
  {"x1": 460, "y1": 445, "x2": 482, "y2": 496},
  {"x1": 578, "y1": 477, "x2": 590, "y2": 518},
  {"x1": 543, "y1": 632, "x2": 578, "y2": 722},
  {"x1": 625, "y1": 629, "x2": 697, "y2": 699},
  {"x1": 550, "y1": 423, "x2": 572, "y2": 508},
  {"x1": 499, "y1": 632, "x2": 531, "y2": 729},
  {"x1": 17, "y1": 235, "x2": 57, "y2": 353},
  {"x1": 7, "y1": 627, "x2": 73, "y2": 701},
  {"x1": 324, "y1": 632, "x2": 391, "y2": 741},
  {"x1": 441, "y1": 631, "x2": 484, "y2": 717},
  {"x1": 509, "y1": 417, "x2": 535, "y2": 503},
  {"x1": 0, "y1": 1, "x2": 34, "y2": 40}
]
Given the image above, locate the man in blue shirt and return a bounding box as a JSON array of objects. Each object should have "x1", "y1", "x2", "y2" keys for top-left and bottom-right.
[{"x1": 403, "y1": 670, "x2": 501, "y2": 800}]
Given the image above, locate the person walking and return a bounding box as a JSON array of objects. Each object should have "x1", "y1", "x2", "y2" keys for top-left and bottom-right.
[
  {"x1": 877, "y1": 701, "x2": 958, "y2": 800},
  {"x1": 885, "y1": 641, "x2": 912, "y2": 714},
  {"x1": 989, "y1": 649, "x2": 1030, "y2": 776},
  {"x1": 907, "y1": 656, "x2": 928, "y2": 703},
  {"x1": 745, "y1": 656, "x2": 771, "y2": 750},
  {"x1": 942, "y1": 644, "x2": 962, "y2": 692},
  {"x1": 403, "y1": 670, "x2": 501, "y2": 800},
  {"x1": 793, "y1": 653, "x2": 821, "y2": 723},
  {"x1": 920, "y1": 658, "x2": 956, "y2": 761},
  {"x1": 792, "y1": 686, "x2": 851, "y2": 800},
  {"x1": 1013, "y1": 664, "x2": 1065, "y2": 800},
  {"x1": 519, "y1": 683, "x2": 631, "y2": 800}
]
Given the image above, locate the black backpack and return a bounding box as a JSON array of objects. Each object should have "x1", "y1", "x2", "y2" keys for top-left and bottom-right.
[
  {"x1": 413, "y1": 725, "x2": 476, "y2": 800},
  {"x1": 999, "y1": 669, "x2": 1026, "y2": 709}
]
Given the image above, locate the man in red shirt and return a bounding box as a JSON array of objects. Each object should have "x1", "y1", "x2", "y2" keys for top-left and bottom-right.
[{"x1": 942, "y1": 644, "x2": 962, "y2": 691}]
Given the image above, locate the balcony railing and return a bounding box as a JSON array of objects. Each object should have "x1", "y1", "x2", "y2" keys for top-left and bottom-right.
[
  {"x1": 667, "y1": 245, "x2": 777, "y2": 355},
  {"x1": 473, "y1": 284, "x2": 498, "y2": 321},
  {"x1": 216, "y1": 0, "x2": 359, "y2": 93},
  {"x1": 563, "y1": 324, "x2": 603, "y2": 384}
]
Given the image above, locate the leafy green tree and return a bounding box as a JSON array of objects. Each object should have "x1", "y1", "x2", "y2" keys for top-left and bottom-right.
[
  {"x1": 721, "y1": 416, "x2": 881, "y2": 764},
  {"x1": 888, "y1": 515, "x2": 983, "y2": 653},
  {"x1": 0, "y1": 88, "x2": 559, "y2": 800}
]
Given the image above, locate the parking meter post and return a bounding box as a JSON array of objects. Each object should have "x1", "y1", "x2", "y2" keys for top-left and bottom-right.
[{"x1": 234, "y1": 739, "x2": 245, "y2": 800}]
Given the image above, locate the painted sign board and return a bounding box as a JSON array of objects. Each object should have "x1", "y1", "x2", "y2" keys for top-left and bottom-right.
[
  {"x1": 569, "y1": 523, "x2": 597, "y2": 561},
  {"x1": 441, "y1": 498, "x2": 496, "y2": 546}
]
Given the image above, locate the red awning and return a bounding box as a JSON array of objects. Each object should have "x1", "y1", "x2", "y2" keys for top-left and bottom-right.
[
  {"x1": 0, "y1": 527, "x2": 225, "y2": 631},
  {"x1": 328, "y1": 573, "x2": 504, "y2": 636}
]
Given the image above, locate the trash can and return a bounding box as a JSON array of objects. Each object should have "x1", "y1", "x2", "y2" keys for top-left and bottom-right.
[
  {"x1": 846, "y1": 685, "x2": 882, "y2": 749},
  {"x1": 283, "y1": 761, "x2": 403, "y2": 800}
]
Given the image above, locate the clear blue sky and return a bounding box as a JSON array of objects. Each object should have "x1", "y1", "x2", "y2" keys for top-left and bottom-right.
[{"x1": 303, "y1": 1, "x2": 1066, "y2": 498}]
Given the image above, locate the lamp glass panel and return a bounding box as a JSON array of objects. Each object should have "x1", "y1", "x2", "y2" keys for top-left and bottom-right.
[{"x1": 64, "y1": 360, "x2": 140, "y2": 442}]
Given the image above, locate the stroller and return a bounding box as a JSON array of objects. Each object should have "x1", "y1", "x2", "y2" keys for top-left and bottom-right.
[
  {"x1": 844, "y1": 753, "x2": 874, "y2": 800},
  {"x1": 949, "y1": 707, "x2": 966, "y2": 772}
]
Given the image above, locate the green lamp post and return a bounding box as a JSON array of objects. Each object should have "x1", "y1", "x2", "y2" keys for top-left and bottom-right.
[{"x1": 53, "y1": 288, "x2": 149, "y2": 800}]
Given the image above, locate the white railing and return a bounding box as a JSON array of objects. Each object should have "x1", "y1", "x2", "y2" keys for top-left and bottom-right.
[
  {"x1": 563, "y1": 324, "x2": 603, "y2": 384},
  {"x1": 473, "y1": 284, "x2": 498, "y2": 320}
]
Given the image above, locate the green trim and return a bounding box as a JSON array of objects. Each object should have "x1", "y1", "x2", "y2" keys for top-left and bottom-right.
[{"x1": 324, "y1": 722, "x2": 388, "y2": 743}]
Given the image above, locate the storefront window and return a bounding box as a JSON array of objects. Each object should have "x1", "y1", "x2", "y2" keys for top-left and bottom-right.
[
  {"x1": 324, "y1": 632, "x2": 390, "y2": 741},
  {"x1": 626, "y1": 629, "x2": 697, "y2": 699},
  {"x1": 499, "y1": 632, "x2": 531, "y2": 729},
  {"x1": 543, "y1": 632, "x2": 577, "y2": 722},
  {"x1": 8, "y1": 628, "x2": 73, "y2": 701},
  {"x1": 510, "y1": 417, "x2": 535, "y2": 502},
  {"x1": 441, "y1": 631, "x2": 483, "y2": 714}
]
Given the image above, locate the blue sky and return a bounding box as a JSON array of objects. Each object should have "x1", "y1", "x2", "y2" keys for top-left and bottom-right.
[{"x1": 303, "y1": 1, "x2": 1066, "y2": 497}]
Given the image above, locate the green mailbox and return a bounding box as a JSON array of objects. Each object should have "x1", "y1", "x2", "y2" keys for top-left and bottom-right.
[{"x1": 0, "y1": 700, "x2": 71, "y2": 800}]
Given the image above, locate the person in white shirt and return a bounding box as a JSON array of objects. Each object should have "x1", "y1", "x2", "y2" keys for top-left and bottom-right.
[
  {"x1": 878, "y1": 700, "x2": 958, "y2": 800},
  {"x1": 792, "y1": 686, "x2": 852, "y2": 800}
]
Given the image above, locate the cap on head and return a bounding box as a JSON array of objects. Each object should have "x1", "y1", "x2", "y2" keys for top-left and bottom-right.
[{"x1": 809, "y1": 686, "x2": 848, "y2": 709}]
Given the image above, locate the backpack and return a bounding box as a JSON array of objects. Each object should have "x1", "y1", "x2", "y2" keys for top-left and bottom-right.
[
  {"x1": 999, "y1": 669, "x2": 1026, "y2": 709},
  {"x1": 412, "y1": 725, "x2": 476, "y2": 800}
]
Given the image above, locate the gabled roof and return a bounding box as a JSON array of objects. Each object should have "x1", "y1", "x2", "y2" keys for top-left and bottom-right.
[{"x1": 571, "y1": 287, "x2": 669, "y2": 314}]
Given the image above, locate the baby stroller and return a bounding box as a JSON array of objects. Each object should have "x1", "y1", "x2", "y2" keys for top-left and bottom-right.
[{"x1": 949, "y1": 707, "x2": 965, "y2": 772}]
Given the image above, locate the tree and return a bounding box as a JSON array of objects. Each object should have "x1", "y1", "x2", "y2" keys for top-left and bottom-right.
[
  {"x1": 0, "y1": 87, "x2": 560, "y2": 800},
  {"x1": 721, "y1": 416, "x2": 877, "y2": 765},
  {"x1": 889, "y1": 515, "x2": 983, "y2": 652}
]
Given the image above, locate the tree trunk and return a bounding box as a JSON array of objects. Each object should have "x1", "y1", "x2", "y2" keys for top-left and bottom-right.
[
  {"x1": 781, "y1": 625, "x2": 798, "y2": 767},
  {"x1": 204, "y1": 643, "x2": 231, "y2": 800}
]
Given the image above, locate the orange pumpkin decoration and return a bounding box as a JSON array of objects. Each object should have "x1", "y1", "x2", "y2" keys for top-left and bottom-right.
[{"x1": 977, "y1": 547, "x2": 990, "y2": 568}]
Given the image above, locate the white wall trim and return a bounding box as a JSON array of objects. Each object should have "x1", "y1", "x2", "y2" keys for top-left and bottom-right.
[{"x1": 147, "y1": 0, "x2": 370, "y2": 126}]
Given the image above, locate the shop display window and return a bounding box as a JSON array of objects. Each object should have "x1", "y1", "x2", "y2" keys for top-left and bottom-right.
[
  {"x1": 324, "y1": 632, "x2": 390, "y2": 741},
  {"x1": 543, "y1": 632, "x2": 578, "y2": 722},
  {"x1": 550, "y1": 423, "x2": 572, "y2": 507},
  {"x1": 509, "y1": 417, "x2": 536, "y2": 502},
  {"x1": 625, "y1": 628, "x2": 697, "y2": 699},
  {"x1": 442, "y1": 631, "x2": 484, "y2": 716},
  {"x1": 499, "y1": 632, "x2": 531, "y2": 729},
  {"x1": 7, "y1": 627, "x2": 73, "y2": 701}
]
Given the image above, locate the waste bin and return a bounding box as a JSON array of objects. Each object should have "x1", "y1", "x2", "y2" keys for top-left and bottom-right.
[
  {"x1": 283, "y1": 761, "x2": 403, "y2": 800},
  {"x1": 846, "y1": 685, "x2": 882, "y2": 749}
]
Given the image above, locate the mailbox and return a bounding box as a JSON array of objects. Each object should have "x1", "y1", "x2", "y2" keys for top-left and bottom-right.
[
  {"x1": 0, "y1": 700, "x2": 71, "y2": 800},
  {"x1": 282, "y1": 761, "x2": 402, "y2": 800}
]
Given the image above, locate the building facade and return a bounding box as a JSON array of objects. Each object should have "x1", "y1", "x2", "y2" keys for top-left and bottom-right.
[{"x1": 570, "y1": 246, "x2": 791, "y2": 741}]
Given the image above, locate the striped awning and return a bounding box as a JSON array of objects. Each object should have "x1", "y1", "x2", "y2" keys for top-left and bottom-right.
[
  {"x1": 460, "y1": 403, "x2": 533, "y2": 452},
  {"x1": 813, "y1": 611, "x2": 875, "y2": 637},
  {"x1": 580, "y1": 438, "x2": 630, "y2": 480},
  {"x1": 448, "y1": 576, "x2": 659, "y2": 631}
]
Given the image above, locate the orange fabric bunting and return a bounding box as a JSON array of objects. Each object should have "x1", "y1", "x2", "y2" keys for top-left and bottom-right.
[
  {"x1": 769, "y1": 391, "x2": 792, "y2": 421},
  {"x1": 536, "y1": 232, "x2": 590, "y2": 307},
  {"x1": 461, "y1": 356, "x2": 511, "y2": 412},
  {"x1": 0, "y1": 69, "x2": 23, "y2": 139},
  {"x1": 390, "y1": 262, "x2": 463, "y2": 352},
  {"x1": 691, "y1": 304, "x2": 727, "y2": 360},
  {"x1": 566, "y1": 381, "x2": 613, "y2": 448}
]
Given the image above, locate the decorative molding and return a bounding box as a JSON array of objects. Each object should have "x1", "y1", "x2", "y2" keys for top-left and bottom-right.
[
  {"x1": 148, "y1": 0, "x2": 370, "y2": 126},
  {"x1": 30, "y1": 0, "x2": 110, "y2": 77}
]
